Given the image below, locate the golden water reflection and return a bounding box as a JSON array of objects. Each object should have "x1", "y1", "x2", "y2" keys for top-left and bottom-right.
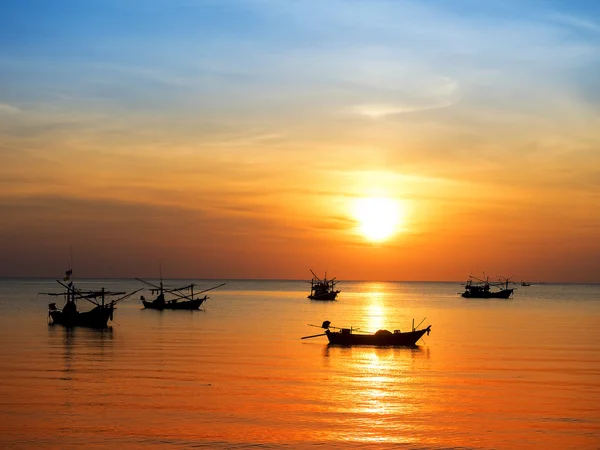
[
  {"x1": 321, "y1": 345, "x2": 431, "y2": 445},
  {"x1": 318, "y1": 286, "x2": 432, "y2": 444},
  {"x1": 365, "y1": 289, "x2": 386, "y2": 332}
]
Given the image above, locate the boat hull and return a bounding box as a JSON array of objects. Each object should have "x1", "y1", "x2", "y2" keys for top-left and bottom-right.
[
  {"x1": 49, "y1": 305, "x2": 114, "y2": 328},
  {"x1": 142, "y1": 296, "x2": 207, "y2": 310},
  {"x1": 325, "y1": 326, "x2": 431, "y2": 346},
  {"x1": 308, "y1": 291, "x2": 339, "y2": 301},
  {"x1": 461, "y1": 289, "x2": 513, "y2": 299}
]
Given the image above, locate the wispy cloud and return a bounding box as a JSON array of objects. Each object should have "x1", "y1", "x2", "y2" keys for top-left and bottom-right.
[
  {"x1": 548, "y1": 12, "x2": 600, "y2": 34},
  {"x1": 350, "y1": 101, "x2": 453, "y2": 119},
  {"x1": 0, "y1": 104, "x2": 20, "y2": 114}
]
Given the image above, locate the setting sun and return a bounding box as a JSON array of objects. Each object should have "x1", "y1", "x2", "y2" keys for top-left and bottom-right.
[{"x1": 353, "y1": 197, "x2": 406, "y2": 242}]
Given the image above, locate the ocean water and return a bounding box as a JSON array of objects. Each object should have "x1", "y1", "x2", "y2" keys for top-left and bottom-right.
[{"x1": 0, "y1": 279, "x2": 599, "y2": 449}]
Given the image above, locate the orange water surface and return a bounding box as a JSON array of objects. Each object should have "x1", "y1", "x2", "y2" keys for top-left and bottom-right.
[{"x1": 0, "y1": 279, "x2": 598, "y2": 449}]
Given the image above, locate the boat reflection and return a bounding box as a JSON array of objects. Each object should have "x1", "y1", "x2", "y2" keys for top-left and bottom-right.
[
  {"x1": 48, "y1": 324, "x2": 114, "y2": 348},
  {"x1": 322, "y1": 343, "x2": 429, "y2": 361},
  {"x1": 48, "y1": 326, "x2": 114, "y2": 380}
]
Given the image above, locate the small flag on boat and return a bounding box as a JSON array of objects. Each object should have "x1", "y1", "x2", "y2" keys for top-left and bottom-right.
[{"x1": 63, "y1": 269, "x2": 72, "y2": 281}]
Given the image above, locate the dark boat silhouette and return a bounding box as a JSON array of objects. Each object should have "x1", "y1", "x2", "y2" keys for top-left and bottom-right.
[
  {"x1": 307, "y1": 269, "x2": 340, "y2": 300},
  {"x1": 302, "y1": 320, "x2": 431, "y2": 346},
  {"x1": 137, "y1": 277, "x2": 226, "y2": 310},
  {"x1": 461, "y1": 274, "x2": 514, "y2": 299},
  {"x1": 49, "y1": 302, "x2": 114, "y2": 328},
  {"x1": 42, "y1": 272, "x2": 141, "y2": 328}
]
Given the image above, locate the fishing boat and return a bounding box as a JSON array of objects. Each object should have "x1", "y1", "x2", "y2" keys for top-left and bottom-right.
[
  {"x1": 521, "y1": 281, "x2": 531, "y2": 287},
  {"x1": 41, "y1": 273, "x2": 142, "y2": 328},
  {"x1": 307, "y1": 270, "x2": 340, "y2": 300},
  {"x1": 302, "y1": 320, "x2": 431, "y2": 346},
  {"x1": 461, "y1": 274, "x2": 514, "y2": 299},
  {"x1": 137, "y1": 278, "x2": 226, "y2": 310}
]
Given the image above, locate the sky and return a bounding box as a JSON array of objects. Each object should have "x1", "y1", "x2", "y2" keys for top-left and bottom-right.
[{"x1": 1, "y1": 0, "x2": 599, "y2": 281}]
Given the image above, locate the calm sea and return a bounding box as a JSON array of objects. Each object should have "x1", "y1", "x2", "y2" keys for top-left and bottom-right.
[{"x1": 0, "y1": 279, "x2": 599, "y2": 449}]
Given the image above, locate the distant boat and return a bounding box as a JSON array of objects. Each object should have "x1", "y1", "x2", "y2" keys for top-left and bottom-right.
[
  {"x1": 137, "y1": 278, "x2": 226, "y2": 310},
  {"x1": 41, "y1": 274, "x2": 142, "y2": 328},
  {"x1": 461, "y1": 274, "x2": 514, "y2": 299},
  {"x1": 307, "y1": 269, "x2": 340, "y2": 300},
  {"x1": 521, "y1": 281, "x2": 531, "y2": 287},
  {"x1": 302, "y1": 320, "x2": 431, "y2": 346}
]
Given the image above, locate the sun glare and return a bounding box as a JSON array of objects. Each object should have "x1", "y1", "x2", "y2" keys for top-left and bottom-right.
[{"x1": 354, "y1": 197, "x2": 405, "y2": 242}]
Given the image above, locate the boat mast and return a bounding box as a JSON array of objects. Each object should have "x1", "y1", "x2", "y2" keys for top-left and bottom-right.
[
  {"x1": 159, "y1": 260, "x2": 164, "y2": 297},
  {"x1": 68, "y1": 246, "x2": 73, "y2": 302}
]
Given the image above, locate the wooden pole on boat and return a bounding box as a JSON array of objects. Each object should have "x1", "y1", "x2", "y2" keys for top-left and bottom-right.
[
  {"x1": 197, "y1": 283, "x2": 227, "y2": 294},
  {"x1": 301, "y1": 333, "x2": 327, "y2": 340}
]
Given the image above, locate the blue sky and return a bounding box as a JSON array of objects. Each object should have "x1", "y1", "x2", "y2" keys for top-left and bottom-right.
[
  {"x1": 2, "y1": 1, "x2": 599, "y2": 102},
  {"x1": 2, "y1": 0, "x2": 596, "y2": 177},
  {"x1": 2, "y1": 1, "x2": 599, "y2": 117}
]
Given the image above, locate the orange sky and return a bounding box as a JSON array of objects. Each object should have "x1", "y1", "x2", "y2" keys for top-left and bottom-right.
[{"x1": 1, "y1": 1, "x2": 599, "y2": 281}]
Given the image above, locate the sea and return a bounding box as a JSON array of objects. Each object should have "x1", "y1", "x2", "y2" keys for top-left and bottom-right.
[{"x1": 0, "y1": 279, "x2": 599, "y2": 449}]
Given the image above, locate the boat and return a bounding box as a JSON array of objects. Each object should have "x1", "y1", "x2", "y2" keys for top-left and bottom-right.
[
  {"x1": 521, "y1": 281, "x2": 531, "y2": 287},
  {"x1": 137, "y1": 278, "x2": 226, "y2": 310},
  {"x1": 41, "y1": 273, "x2": 142, "y2": 328},
  {"x1": 461, "y1": 274, "x2": 514, "y2": 299},
  {"x1": 302, "y1": 320, "x2": 431, "y2": 346},
  {"x1": 307, "y1": 270, "x2": 340, "y2": 300}
]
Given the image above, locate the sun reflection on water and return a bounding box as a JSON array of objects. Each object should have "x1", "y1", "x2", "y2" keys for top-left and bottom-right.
[
  {"x1": 318, "y1": 346, "x2": 431, "y2": 445},
  {"x1": 365, "y1": 289, "x2": 386, "y2": 332}
]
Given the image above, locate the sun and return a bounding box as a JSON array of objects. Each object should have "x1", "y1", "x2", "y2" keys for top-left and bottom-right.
[{"x1": 353, "y1": 197, "x2": 405, "y2": 242}]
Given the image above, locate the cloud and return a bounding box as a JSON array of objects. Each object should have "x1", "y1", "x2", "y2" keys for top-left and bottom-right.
[
  {"x1": 350, "y1": 101, "x2": 452, "y2": 119},
  {"x1": 0, "y1": 104, "x2": 20, "y2": 114},
  {"x1": 548, "y1": 13, "x2": 600, "y2": 34}
]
